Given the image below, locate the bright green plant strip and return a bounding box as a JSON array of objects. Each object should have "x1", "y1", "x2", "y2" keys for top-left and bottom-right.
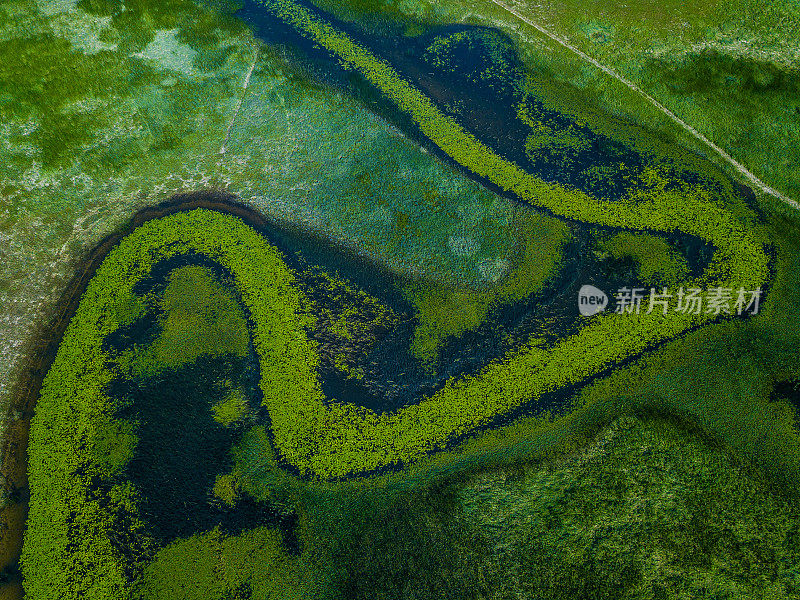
[
  {"x1": 30, "y1": 206, "x2": 767, "y2": 501},
  {"x1": 302, "y1": 0, "x2": 800, "y2": 202},
  {"x1": 21, "y1": 19, "x2": 776, "y2": 587}
]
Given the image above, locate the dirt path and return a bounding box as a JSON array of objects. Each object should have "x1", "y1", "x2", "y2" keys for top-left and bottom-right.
[
  {"x1": 221, "y1": 44, "x2": 260, "y2": 156},
  {"x1": 489, "y1": 0, "x2": 800, "y2": 210}
]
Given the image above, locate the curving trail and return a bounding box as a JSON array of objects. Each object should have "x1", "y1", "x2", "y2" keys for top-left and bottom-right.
[{"x1": 489, "y1": 0, "x2": 800, "y2": 210}]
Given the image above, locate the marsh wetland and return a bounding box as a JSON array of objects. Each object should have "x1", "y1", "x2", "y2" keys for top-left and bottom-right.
[{"x1": 0, "y1": 0, "x2": 799, "y2": 598}]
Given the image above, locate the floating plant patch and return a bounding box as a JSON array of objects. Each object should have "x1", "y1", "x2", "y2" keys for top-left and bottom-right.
[
  {"x1": 24, "y1": 170, "x2": 772, "y2": 595},
  {"x1": 17, "y1": 1, "x2": 782, "y2": 598}
]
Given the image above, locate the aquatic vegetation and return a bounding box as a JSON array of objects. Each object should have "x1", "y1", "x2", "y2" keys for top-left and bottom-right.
[
  {"x1": 137, "y1": 527, "x2": 321, "y2": 599},
  {"x1": 574, "y1": 213, "x2": 800, "y2": 496},
  {"x1": 355, "y1": 198, "x2": 800, "y2": 600},
  {"x1": 523, "y1": 121, "x2": 592, "y2": 166},
  {"x1": 24, "y1": 29, "x2": 775, "y2": 581},
  {"x1": 421, "y1": 28, "x2": 522, "y2": 96},
  {"x1": 404, "y1": 207, "x2": 570, "y2": 363},
  {"x1": 598, "y1": 231, "x2": 689, "y2": 287},
  {"x1": 301, "y1": 266, "x2": 403, "y2": 382},
  {"x1": 25, "y1": 194, "x2": 768, "y2": 502},
  {"x1": 22, "y1": 209, "x2": 320, "y2": 598},
  {"x1": 242, "y1": 0, "x2": 770, "y2": 479},
  {"x1": 116, "y1": 265, "x2": 251, "y2": 377},
  {"x1": 0, "y1": 0, "x2": 559, "y2": 438}
]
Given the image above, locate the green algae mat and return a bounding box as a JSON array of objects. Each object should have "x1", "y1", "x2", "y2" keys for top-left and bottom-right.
[{"x1": 4, "y1": 0, "x2": 800, "y2": 598}]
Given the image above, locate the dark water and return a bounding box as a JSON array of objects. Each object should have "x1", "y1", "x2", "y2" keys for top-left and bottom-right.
[
  {"x1": 217, "y1": 0, "x2": 724, "y2": 413},
  {"x1": 234, "y1": 0, "x2": 728, "y2": 203},
  {"x1": 107, "y1": 259, "x2": 299, "y2": 552}
]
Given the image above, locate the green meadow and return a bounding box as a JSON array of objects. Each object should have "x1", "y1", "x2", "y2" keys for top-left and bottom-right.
[
  {"x1": 2, "y1": 0, "x2": 800, "y2": 598},
  {"x1": 301, "y1": 0, "x2": 800, "y2": 202}
]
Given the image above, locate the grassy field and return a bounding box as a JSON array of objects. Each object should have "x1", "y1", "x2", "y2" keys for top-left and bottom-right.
[
  {"x1": 5, "y1": 0, "x2": 800, "y2": 597},
  {"x1": 284, "y1": 414, "x2": 800, "y2": 599},
  {"x1": 0, "y1": 0, "x2": 558, "y2": 436},
  {"x1": 303, "y1": 0, "x2": 800, "y2": 203}
]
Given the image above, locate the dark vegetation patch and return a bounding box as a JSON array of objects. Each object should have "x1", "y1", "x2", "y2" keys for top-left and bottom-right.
[
  {"x1": 111, "y1": 355, "x2": 273, "y2": 542},
  {"x1": 773, "y1": 378, "x2": 800, "y2": 420},
  {"x1": 645, "y1": 49, "x2": 800, "y2": 97},
  {"x1": 305, "y1": 414, "x2": 800, "y2": 600},
  {"x1": 774, "y1": 378, "x2": 800, "y2": 401}
]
